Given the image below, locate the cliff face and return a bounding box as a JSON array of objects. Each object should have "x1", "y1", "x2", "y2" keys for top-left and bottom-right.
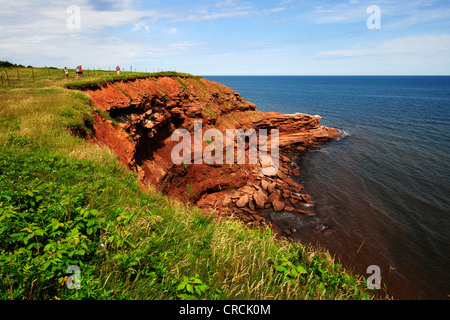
[{"x1": 79, "y1": 75, "x2": 339, "y2": 231}]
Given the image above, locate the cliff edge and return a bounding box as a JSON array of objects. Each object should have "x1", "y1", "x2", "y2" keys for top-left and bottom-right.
[{"x1": 76, "y1": 75, "x2": 340, "y2": 233}]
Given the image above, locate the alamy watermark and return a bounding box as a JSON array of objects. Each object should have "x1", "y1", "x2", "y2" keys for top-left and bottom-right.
[
  {"x1": 171, "y1": 121, "x2": 279, "y2": 176},
  {"x1": 66, "y1": 265, "x2": 81, "y2": 290},
  {"x1": 367, "y1": 5, "x2": 381, "y2": 30},
  {"x1": 366, "y1": 265, "x2": 381, "y2": 289},
  {"x1": 67, "y1": 5, "x2": 81, "y2": 30}
]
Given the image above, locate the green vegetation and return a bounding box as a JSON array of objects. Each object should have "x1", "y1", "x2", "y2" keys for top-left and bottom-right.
[
  {"x1": 0, "y1": 66, "x2": 374, "y2": 300},
  {"x1": 175, "y1": 77, "x2": 189, "y2": 92},
  {"x1": 203, "y1": 106, "x2": 217, "y2": 119},
  {"x1": 0, "y1": 63, "x2": 198, "y2": 91},
  {"x1": 94, "y1": 107, "x2": 120, "y2": 127},
  {"x1": 65, "y1": 71, "x2": 199, "y2": 90},
  {"x1": 0, "y1": 61, "x2": 28, "y2": 68}
]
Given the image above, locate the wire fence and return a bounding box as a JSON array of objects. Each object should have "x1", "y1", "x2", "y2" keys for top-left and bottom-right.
[{"x1": 0, "y1": 66, "x2": 155, "y2": 88}]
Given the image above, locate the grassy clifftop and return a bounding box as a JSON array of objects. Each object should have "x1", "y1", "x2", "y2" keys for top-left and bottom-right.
[{"x1": 0, "y1": 67, "x2": 373, "y2": 300}]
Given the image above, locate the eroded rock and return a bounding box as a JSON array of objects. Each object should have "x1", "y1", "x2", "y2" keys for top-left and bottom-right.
[{"x1": 79, "y1": 75, "x2": 340, "y2": 231}]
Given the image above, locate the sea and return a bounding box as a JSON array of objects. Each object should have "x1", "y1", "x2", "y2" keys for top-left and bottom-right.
[{"x1": 203, "y1": 75, "x2": 450, "y2": 300}]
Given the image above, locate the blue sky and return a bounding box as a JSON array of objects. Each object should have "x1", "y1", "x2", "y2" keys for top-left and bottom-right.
[{"x1": 1, "y1": 0, "x2": 449, "y2": 75}]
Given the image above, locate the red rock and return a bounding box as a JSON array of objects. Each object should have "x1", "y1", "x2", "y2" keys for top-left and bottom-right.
[
  {"x1": 276, "y1": 180, "x2": 288, "y2": 189},
  {"x1": 267, "y1": 182, "x2": 276, "y2": 194},
  {"x1": 171, "y1": 107, "x2": 185, "y2": 119},
  {"x1": 261, "y1": 179, "x2": 270, "y2": 191},
  {"x1": 276, "y1": 170, "x2": 287, "y2": 180},
  {"x1": 251, "y1": 214, "x2": 263, "y2": 224},
  {"x1": 284, "y1": 177, "x2": 296, "y2": 187},
  {"x1": 253, "y1": 189, "x2": 268, "y2": 208},
  {"x1": 290, "y1": 193, "x2": 303, "y2": 201},
  {"x1": 81, "y1": 75, "x2": 340, "y2": 224},
  {"x1": 240, "y1": 214, "x2": 253, "y2": 222},
  {"x1": 280, "y1": 154, "x2": 291, "y2": 163},
  {"x1": 248, "y1": 200, "x2": 255, "y2": 211},
  {"x1": 272, "y1": 199, "x2": 285, "y2": 211},
  {"x1": 296, "y1": 209, "x2": 316, "y2": 216},
  {"x1": 301, "y1": 193, "x2": 315, "y2": 205},
  {"x1": 240, "y1": 207, "x2": 258, "y2": 215},
  {"x1": 260, "y1": 161, "x2": 272, "y2": 168},
  {"x1": 222, "y1": 195, "x2": 232, "y2": 207},
  {"x1": 268, "y1": 190, "x2": 280, "y2": 203},
  {"x1": 236, "y1": 194, "x2": 249, "y2": 208},
  {"x1": 252, "y1": 184, "x2": 262, "y2": 191},
  {"x1": 282, "y1": 189, "x2": 291, "y2": 198},
  {"x1": 314, "y1": 224, "x2": 330, "y2": 233}
]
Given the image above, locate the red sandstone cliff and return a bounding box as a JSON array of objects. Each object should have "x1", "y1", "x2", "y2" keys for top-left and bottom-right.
[{"x1": 75, "y1": 75, "x2": 340, "y2": 231}]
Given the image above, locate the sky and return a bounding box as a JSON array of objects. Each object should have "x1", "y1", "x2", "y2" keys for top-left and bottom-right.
[{"x1": 1, "y1": 0, "x2": 450, "y2": 75}]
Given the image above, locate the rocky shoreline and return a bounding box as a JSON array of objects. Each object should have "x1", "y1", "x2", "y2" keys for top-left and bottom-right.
[{"x1": 77, "y1": 75, "x2": 340, "y2": 236}]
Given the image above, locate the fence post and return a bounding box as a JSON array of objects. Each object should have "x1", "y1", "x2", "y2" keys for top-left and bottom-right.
[
  {"x1": 32, "y1": 69, "x2": 35, "y2": 82},
  {"x1": 5, "y1": 70, "x2": 10, "y2": 87},
  {"x1": 47, "y1": 68, "x2": 51, "y2": 80}
]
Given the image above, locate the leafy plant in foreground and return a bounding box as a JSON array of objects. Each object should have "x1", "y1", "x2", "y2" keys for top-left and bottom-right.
[
  {"x1": 176, "y1": 274, "x2": 209, "y2": 300},
  {"x1": 274, "y1": 256, "x2": 308, "y2": 283}
]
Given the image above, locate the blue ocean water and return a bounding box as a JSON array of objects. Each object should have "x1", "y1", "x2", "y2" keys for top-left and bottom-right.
[{"x1": 204, "y1": 76, "x2": 450, "y2": 300}]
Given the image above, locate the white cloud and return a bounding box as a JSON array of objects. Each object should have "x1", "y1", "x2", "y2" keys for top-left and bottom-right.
[
  {"x1": 215, "y1": 0, "x2": 240, "y2": 8},
  {"x1": 173, "y1": 7, "x2": 254, "y2": 22},
  {"x1": 0, "y1": 0, "x2": 163, "y2": 34},
  {"x1": 297, "y1": 0, "x2": 450, "y2": 27},
  {"x1": 169, "y1": 41, "x2": 207, "y2": 51},
  {"x1": 300, "y1": 2, "x2": 367, "y2": 24},
  {"x1": 263, "y1": 7, "x2": 287, "y2": 14},
  {"x1": 132, "y1": 22, "x2": 150, "y2": 32},
  {"x1": 167, "y1": 27, "x2": 179, "y2": 35},
  {"x1": 316, "y1": 34, "x2": 450, "y2": 74},
  {"x1": 319, "y1": 34, "x2": 450, "y2": 57}
]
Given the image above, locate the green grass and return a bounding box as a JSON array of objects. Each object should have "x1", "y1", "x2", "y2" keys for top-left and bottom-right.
[
  {"x1": 0, "y1": 67, "x2": 374, "y2": 300},
  {"x1": 65, "y1": 71, "x2": 199, "y2": 90},
  {"x1": 0, "y1": 67, "x2": 198, "y2": 90},
  {"x1": 175, "y1": 77, "x2": 189, "y2": 92}
]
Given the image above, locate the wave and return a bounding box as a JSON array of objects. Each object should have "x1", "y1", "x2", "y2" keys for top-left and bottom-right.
[{"x1": 336, "y1": 128, "x2": 353, "y2": 141}]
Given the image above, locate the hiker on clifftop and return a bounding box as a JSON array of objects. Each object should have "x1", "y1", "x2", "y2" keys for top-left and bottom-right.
[
  {"x1": 64, "y1": 67, "x2": 69, "y2": 79},
  {"x1": 76, "y1": 65, "x2": 83, "y2": 78},
  {"x1": 116, "y1": 66, "x2": 120, "y2": 75}
]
